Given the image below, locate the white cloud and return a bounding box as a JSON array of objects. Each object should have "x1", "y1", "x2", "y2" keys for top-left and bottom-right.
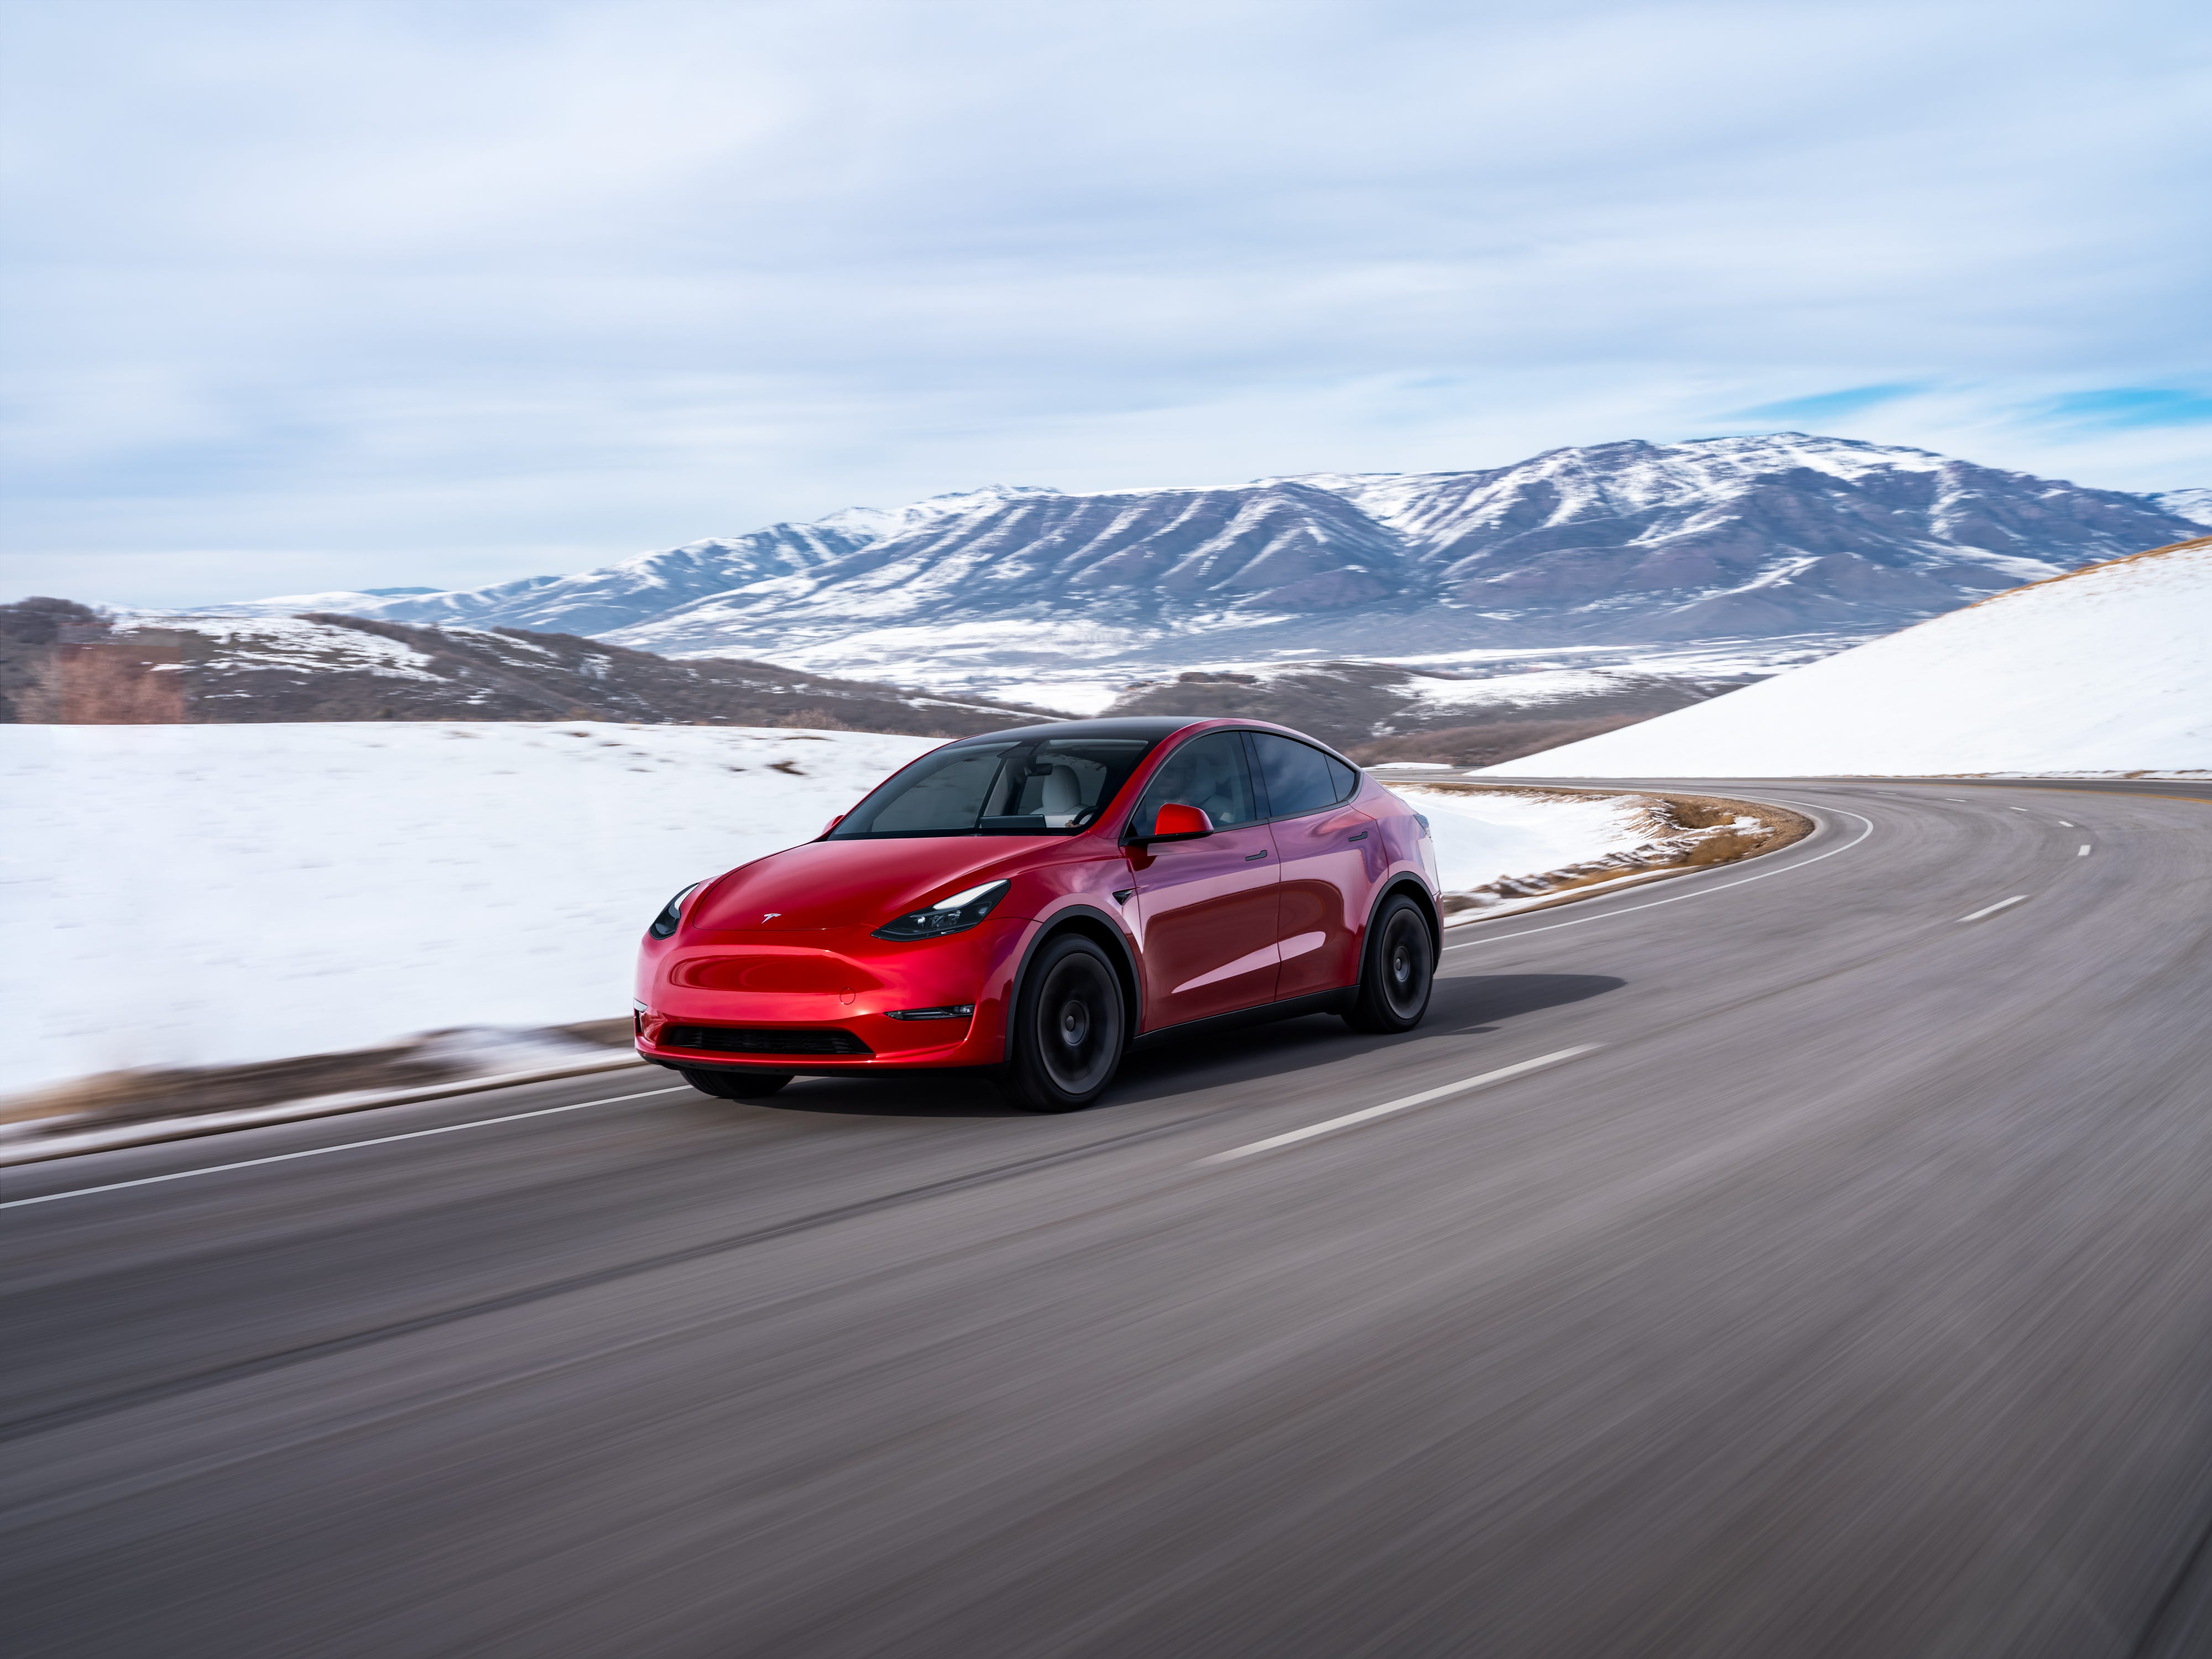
[{"x1": 2, "y1": 0, "x2": 2207, "y2": 605}]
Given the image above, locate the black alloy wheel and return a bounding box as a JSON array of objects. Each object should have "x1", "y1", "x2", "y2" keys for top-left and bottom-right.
[
  {"x1": 1345, "y1": 894, "x2": 1436, "y2": 1034},
  {"x1": 1008, "y1": 933, "x2": 1126, "y2": 1112},
  {"x1": 681, "y1": 1067, "x2": 794, "y2": 1100}
]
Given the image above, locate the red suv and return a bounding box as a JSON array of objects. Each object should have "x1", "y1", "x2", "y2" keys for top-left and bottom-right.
[{"x1": 634, "y1": 717, "x2": 1441, "y2": 1111}]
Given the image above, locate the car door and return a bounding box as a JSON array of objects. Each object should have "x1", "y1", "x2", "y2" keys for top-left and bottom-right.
[
  {"x1": 1248, "y1": 732, "x2": 1378, "y2": 1000},
  {"x1": 1125, "y1": 731, "x2": 1281, "y2": 1029}
]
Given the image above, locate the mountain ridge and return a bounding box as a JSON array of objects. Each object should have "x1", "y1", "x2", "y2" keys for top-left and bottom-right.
[{"x1": 231, "y1": 434, "x2": 2204, "y2": 697}]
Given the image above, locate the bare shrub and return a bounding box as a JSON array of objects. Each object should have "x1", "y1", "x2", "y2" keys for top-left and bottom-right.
[{"x1": 58, "y1": 641, "x2": 186, "y2": 723}]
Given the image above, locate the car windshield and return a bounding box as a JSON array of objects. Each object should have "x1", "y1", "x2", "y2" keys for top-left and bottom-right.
[{"x1": 829, "y1": 736, "x2": 1162, "y2": 838}]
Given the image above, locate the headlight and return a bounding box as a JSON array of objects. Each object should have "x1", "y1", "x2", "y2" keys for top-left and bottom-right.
[
  {"x1": 648, "y1": 881, "x2": 703, "y2": 940},
  {"x1": 873, "y1": 879, "x2": 1009, "y2": 941}
]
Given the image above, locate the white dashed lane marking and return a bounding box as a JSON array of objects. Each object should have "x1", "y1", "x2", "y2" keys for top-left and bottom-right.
[
  {"x1": 2079, "y1": 844, "x2": 2093, "y2": 857},
  {"x1": 1199, "y1": 1046, "x2": 1603, "y2": 1165},
  {"x1": 1958, "y1": 895, "x2": 2032, "y2": 924},
  {"x1": 0, "y1": 1087, "x2": 692, "y2": 1209}
]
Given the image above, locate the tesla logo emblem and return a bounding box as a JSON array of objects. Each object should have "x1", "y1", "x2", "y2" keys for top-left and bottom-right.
[{"x1": 761, "y1": 912, "x2": 781, "y2": 922}]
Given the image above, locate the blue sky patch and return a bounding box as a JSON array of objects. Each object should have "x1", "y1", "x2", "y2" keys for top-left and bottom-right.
[
  {"x1": 1735, "y1": 384, "x2": 1927, "y2": 422},
  {"x1": 2043, "y1": 389, "x2": 2212, "y2": 429}
]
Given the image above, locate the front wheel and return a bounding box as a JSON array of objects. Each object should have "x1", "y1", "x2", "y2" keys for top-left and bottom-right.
[
  {"x1": 1006, "y1": 934, "x2": 1126, "y2": 1112},
  {"x1": 1344, "y1": 894, "x2": 1436, "y2": 1034},
  {"x1": 681, "y1": 1067, "x2": 792, "y2": 1100}
]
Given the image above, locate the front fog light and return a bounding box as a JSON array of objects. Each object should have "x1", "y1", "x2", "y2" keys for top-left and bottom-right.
[{"x1": 874, "y1": 879, "x2": 1009, "y2": 941}]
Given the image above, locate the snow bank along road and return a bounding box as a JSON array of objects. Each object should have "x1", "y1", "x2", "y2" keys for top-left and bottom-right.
[{"x1": 5, "y1": 780, "x2": 2210, "y2": 1658}]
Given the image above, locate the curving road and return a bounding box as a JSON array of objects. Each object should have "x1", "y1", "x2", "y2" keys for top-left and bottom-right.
[{"x1": 5, "y1": 779, "x2": 2210, "y2": 1658}]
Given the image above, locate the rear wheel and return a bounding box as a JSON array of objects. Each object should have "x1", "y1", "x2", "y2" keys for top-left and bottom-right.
[
  {"x1": 1344, "y1": 894, "x2": 1435, "y2": 1033},
  {"x1": 1006, "y1": 934, "x2": 1125, "y2": 1112},
  {"x1": 681, "y1": 1067, "x2": 793, "y2": 1100}
]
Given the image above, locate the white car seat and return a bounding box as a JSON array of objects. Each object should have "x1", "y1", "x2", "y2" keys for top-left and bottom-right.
[
  {"x1": 1189, "y1": 752, "x2": 1242, "y2": 826},
  {"x1": 1039, "y1": 764, "x2": 1083, "y2": 826}
]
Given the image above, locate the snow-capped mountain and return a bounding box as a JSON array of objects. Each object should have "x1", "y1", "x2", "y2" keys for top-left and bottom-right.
[
  {"x1": 1485, "y1": 533, "x2": 2212, "y2": 776},
  {"x1": 2154, "y1": 488, "x2": 2212, "y2": 527},
  {"x1": 283, "y1": 436, "x2": 2203, "y2": 691},
  {"x1": 237, "y1": 487, "x2": 1062, "y2": 639}
]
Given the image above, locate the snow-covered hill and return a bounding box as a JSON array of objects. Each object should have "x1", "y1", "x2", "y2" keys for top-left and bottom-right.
[
  {"x1": 0, "y1": 601, "x2": 1048, "y2": 733},
  {"x1": 276, "y1": 436, "x2": 2201, "y2": 696},
  {"x1": 2156, "y1": 488, "x2": 2212, "y2": 526},
  {"x1": 1484, "y1": 534, "x2": 2212, "y2": 777}
]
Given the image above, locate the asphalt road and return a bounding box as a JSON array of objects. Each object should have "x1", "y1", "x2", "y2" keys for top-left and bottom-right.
[{"x1": 6, "y1": 779, "x2": 2210, "y2": 1658}]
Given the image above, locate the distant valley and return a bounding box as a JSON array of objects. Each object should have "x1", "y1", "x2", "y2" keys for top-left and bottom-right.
[{"x1": 0, "y1": 600, "x2": 1750, "y2": 764}]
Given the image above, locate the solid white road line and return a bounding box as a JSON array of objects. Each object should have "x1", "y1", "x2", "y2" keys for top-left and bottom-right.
[
  {"x1": 1958, "y1": 895, "x2": 2031, "y2": 923},
  {"x1": 1444, "y1": 805, "x2": 1876, "y2": 954},
  {"x1": 1198, "y1": 1046, "x2": 1603, "y2": 1165},
  {"x1": 0, "y1": 1086, "x2": 691, "y2": 1210},
  {"x1": 2079, "y1": 844, "x2": 2092, "y2": 857}
]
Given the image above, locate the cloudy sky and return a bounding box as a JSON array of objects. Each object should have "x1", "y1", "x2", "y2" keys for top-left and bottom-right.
[{"x1": 2, "y1": 0, "x2": 2207, "y2": 606}]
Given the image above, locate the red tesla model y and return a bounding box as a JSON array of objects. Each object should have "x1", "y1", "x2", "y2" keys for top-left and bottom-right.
[{"x1": 634, "y1": 717, "x2": 1441, "y2": 1111}]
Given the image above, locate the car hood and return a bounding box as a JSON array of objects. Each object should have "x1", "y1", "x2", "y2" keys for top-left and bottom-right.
[{"x1": 688, "y1": 837, "x2": 1055, "y2": 934}]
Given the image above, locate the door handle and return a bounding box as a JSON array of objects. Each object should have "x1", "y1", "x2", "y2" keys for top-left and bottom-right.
[
  {"x1": 1244, "y1": 850, "x2": 1267, "y2": 861},
  {"x1": 1348, "y1": 830, "x2": 1369, "y2": 842}
]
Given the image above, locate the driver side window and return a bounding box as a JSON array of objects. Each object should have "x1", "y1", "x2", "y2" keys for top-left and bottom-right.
[{"x1": 1132, "y1": 732, "x2": 1259, "y2": 834}]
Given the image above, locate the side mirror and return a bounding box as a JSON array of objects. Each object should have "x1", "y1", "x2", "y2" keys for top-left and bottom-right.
[
  {"x1": 821, "y1": 813, "x2": 845, "y2": 837},
  {"x1": 1148, "y1": 802, "x2": 1214, "y2": 842}
]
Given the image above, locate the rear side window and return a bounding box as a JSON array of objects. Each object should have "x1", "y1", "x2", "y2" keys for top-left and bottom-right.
[
  {"x1": 1131, "y1": 732, "x2": 1260, "y2": 833},
  {"x1": 1324, "y1": 752, "x2": 1360, "y2": 801},
  {"x1": 1250, "y1": 733, "x2": 1358, "y2": 820}
]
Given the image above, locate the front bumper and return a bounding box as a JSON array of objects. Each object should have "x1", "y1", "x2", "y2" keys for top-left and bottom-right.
[{"x1": 634, "y1": 914, "x2": 1025, "y2": 1073}]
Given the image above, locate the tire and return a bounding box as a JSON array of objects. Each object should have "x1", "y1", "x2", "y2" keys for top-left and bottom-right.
[
  {"x1": 1344, "y1": 893, "x2": 1435, "y2": 1034},
  {"x1": 681, "y1": 1067, "x2": 793, "y2": 1100},
  {"x1": 1005, "y1": 933, "x2": 1126, "y2": 1112}
]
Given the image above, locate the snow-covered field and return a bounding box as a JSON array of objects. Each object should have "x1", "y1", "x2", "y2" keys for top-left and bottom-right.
[
  {"x1": 2, "y1": 723, "x2": 1677, "y2": 1097},
  {"x1": 1487, "y1": 539, "x2": 2212, "y2": 776},
  {"x1": 1394, "y1": 787, "x2": 1656, "y2": 895},
  {"x1": 0, "y1": 724, "x2": 938, "y2": 1094}
]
